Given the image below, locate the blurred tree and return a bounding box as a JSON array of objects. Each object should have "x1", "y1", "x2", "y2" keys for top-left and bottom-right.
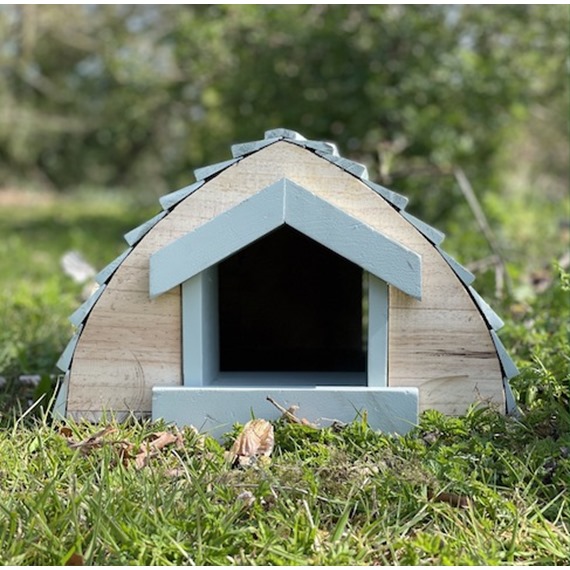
[{"x1": 0, "y1": 5, "x2": 566, "y2": 230}]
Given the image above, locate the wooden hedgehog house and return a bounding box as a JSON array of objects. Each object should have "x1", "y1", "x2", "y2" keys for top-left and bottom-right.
[{"x1": 54, "y1": 128, "x2": 518, "y2": 436}]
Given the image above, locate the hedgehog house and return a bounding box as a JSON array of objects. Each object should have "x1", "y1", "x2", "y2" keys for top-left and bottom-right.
[{"x1": 55, "y1": 129, "x2": 518, "y2": 436}]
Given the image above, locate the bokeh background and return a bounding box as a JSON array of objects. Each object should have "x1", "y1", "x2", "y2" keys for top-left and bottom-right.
[{"x1": 0, "y1": 5, "x2": 568, "y2": 408}]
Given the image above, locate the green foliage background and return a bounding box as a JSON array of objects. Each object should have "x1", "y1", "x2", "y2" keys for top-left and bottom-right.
[{"x1": 0, "y1": 5, "x2": 568, "y2": 409}]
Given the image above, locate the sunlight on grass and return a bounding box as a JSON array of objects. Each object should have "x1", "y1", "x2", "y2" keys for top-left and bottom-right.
[
  {"x1": 0, "y1": 189, "x2": 568, "y2": 564},
  {"x1": 0, "y1": 402, "x2": 568, "y2": 565}
]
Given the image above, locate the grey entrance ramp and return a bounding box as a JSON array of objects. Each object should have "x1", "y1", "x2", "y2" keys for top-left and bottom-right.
[{"x1": 152, "y1": 387, "x2": 419, "y2": 440}]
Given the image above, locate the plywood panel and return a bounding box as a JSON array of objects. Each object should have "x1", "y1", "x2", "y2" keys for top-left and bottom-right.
[
  {"x1": 68, "y1": 141, "x2": 504, "y2": 416},
  {"x1": 67, "y1": 286, "x2": 180, "y2": 413}
]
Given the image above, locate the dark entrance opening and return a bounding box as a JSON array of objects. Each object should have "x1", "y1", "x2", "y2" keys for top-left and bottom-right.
[{"x1": 218, "y1": 226, "x2": 366, "y2": 373}]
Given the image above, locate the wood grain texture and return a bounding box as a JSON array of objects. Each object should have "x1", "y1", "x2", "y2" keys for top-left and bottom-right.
[{"x1": 67, "y1": 141, "x2": 504, "y2": 416}]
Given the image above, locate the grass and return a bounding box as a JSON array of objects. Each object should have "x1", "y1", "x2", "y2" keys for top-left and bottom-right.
[
  {"x1": 0, "y1": 188, "x2": 155, "y2": 409},
  {"x1": 0, "y1": 186, "x2": 568, "y2": 564},
  {"x1": 0, "y1": 402, "x2": 568, "y2": 565}
]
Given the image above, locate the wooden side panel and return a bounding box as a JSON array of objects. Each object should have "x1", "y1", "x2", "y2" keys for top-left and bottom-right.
[
  {"x1": 68, "y1": 141, "x2": 504, "y2": 416},
  {"x1": 67, "y1": 286, "x2": 181, "y2": 414},
  {"x1": 388, "y1": 296, "x2": 502, "y2": 414}
]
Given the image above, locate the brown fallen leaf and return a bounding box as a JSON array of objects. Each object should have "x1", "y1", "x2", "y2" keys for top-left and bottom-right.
[
  {"x1": 165, "y1": 467, "x2": 186, "y2": 478},
  {"x1": 65, "y1": 552, "x2": 84, "y2": 566},
  {"x1": 428, "y1": 489, "x2": 471, "y2": 509},
  {"x1": 114, "y1": 440, "x2": 135, "y2": 468},
  {"x1": 228, "y1": 419, "x2": 274, "y2": 467},
  {"x1": 58, "y1": 426, "x2": 73, "y2": 438},
  {"x1": 135, "y1": 430, "x2": 185, "y2": 469},
  {"x1": 65, "y1": 426, "x2": 117, "y2": 454}
]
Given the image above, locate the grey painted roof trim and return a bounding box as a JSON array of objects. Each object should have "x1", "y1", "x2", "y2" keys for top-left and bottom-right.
[
  {"x1": 315, "y1": 151, "x2": 369, "y2": 180},
  {"x1": 401, "y1": 211, "x2": 446, "y2": 245},
  {"x1": 52, "y1": 371, "x2": 70, "y2": 419},
  {"x1": 289, "y1": 139, "x2": 340, "y2": 157},
  {"x1": 233, "y1": 131, "x2": 340, "y2": 159},
  {"x1": 159, "y1": 181, "x2": 205, "y2": 210},
  {"x1": 468, "y1": 287, "x2": 505, "y2": 331},
  {"x1": 194, "y1": 157, "x2": 241, "y2": 181},
  {"x1": 69, "y1": 284, "x2": 106, "y2": 327},
  {"x1": 437, "y1": 247, "x2": 476, "y2": 286},
  {"x1": 124, "y1": 211, "x2": 167, "y2": 246},
  {"x1": 363, "y1": 180, "x2": 409, "y2": 211},
  {"x1": 95, "y1": 248, "x2": 132, "y2": 285},
  {"x1": 231, "y1": 138, "x2": 280, "y2": 158},
  {"x1": 56, "y1": 324, "x2": 84, "y2": 371},
  {"x1": 264, "y1": 128, "x2": 306, "y2": 141},
  {"x1": 490, "y1": 330, "x2": 519, "y2": 379},
  {"x1": 150, "y1": 178, "x2": 422, "y2": 299},
  {"x1": 503, "y1": 377, "x2": 519, "y2": 416}
]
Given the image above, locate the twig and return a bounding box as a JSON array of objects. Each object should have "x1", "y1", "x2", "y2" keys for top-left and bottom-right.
[
  {"x1": 453, "y1": 167, "x2": 513, "y2": 298},
  {"x1": 266, "y1": 396, "x2": 302, "y2": 424},
  {"x1": 266, "y1": 396, "x2": 318, "y2": 428}
]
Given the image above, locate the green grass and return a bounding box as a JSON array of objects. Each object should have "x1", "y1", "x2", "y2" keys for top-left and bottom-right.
[
  {"x1": 0, "y1": 400, "x2": 568, "y2": 565},
  {"x1": 0, "y1": 189, "x2": 156, "y2": 409},
  {"x1": 0, "y1": 187, "x2": 568, "y2": 564}
]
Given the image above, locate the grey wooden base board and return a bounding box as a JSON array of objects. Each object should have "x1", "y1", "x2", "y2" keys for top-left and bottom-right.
[{"x1": 152, "y1": 387, "x2": 419, "y2": 439}]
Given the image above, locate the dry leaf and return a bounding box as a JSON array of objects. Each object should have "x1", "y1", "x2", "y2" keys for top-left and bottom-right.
[
  {"x1": 65, "y1": 426, "x2": 117, "y2": 453},
  {"x1": 428, "y1": 489, "x2": 471, "y2": 509},
  {"x1": 65, "y1": 552, "x2": 84, "y2": 566},
  {"x1": 228, "y1": 419, "x2": 274, "y2": 467},
  {"x1": 236, "y1": 490, "x2": 256, "y2": 508},
  {"x1": 58, "y1": 426, "x2": 73, "y2": 438},
  {"x1": 134, "y1": 430, "x2": 185, "y2": 469},
  {"x1": 114, "y1": 441, "x2": 135, "y2": 467}
]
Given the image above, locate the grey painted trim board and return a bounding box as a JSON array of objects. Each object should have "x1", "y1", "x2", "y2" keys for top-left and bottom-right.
[
  {"x1": 52, "y1": 371, "x2": 70, "y2": 419},
  {"x1": 69, "y1": 285, "x2": 106, "y2": 327},
  {"x1": 264, "y1": 128, "x2": 306, "y2": 141},
  {"x1": 290, "y1": 139, "x2": 340, "y2": 156},
  {"x1": 284, "y1": 180, "x2": 421, "y2": 298},
  {"x1": 56, "y1": 324, "x2": 84, "y2": 372},
  {"x1": 182, "y1": 268, "x2": 219, "y2": 386},
  {"x1": 150, "y1": 180, "x2": 285, "y2": 298},
  {"x1": 150, "y1": 178, "x2": 422, "y2": 299},
  {"x1": 95, "y1": 248, "x2": 132, "y2": 285},
  {"x1": 194, "y1": 158, "x2": 240, "y2": 181},
  {"x1": 152, "y1": 387, "x2": 419, "y2": 439},
  {"x1": 469, "y1": 287, "x2": 505, "y2": 331},
  {"x1": 490, "y1": 330, "x2": 519, "y2": 379},
  {"x1": 437, "y1": 248, "x2": 475, "y2": 286},
  {"x1": 159, "y1": 181, "x2": 205, "y2": 210},
  {"x1": 231, "y1": 138, "x2": 279, "y2": 158},
  {"x1": 315, "y1": 151, "x2": 369, "y2": 179},
  {"x1": 503, "y1": 378, "x2": 519, "y2": 416},
  {"x1": 401, "y1": 211, "x2": 445, "y2": 245},
  {"x1": 363, "y1": 180, "x2": 409, "y2": 210},
  {"x1": 367, "y1": 275, "x2": 388, "y2": 387},
  {"x1": 124, "y1": 211, "x2": 167, "y2": 246}
]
